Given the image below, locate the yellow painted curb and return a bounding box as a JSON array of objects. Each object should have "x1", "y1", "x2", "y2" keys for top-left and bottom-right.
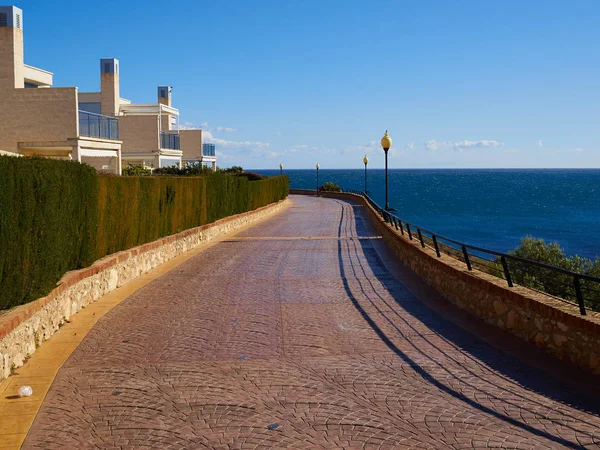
[{"x1": 0, "y1": 198, "x2": 291, "y2": 449}]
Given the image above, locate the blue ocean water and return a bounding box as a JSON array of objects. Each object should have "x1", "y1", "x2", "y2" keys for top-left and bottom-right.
[{"x1": 255, "y1": 169, "x2": 600, "y2": 259}]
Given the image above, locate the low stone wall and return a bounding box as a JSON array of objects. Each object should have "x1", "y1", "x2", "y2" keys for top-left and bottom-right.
[
  {"x1": 0, "y1": 199, "x2": 289, "y2": 381},
  {"x1": 322, "y1": 192, "x2": 600, "y2": 375},
  {"x1": 0, "y1": 149, "x2": 21, "y2": 156},
  {"x1": 290, "y1": 188, "x2": 317, "y2": 196}
]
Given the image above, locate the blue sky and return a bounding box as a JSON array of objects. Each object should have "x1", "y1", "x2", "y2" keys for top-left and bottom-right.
[{"x1": 16, "y1": 0, "x2": 600, "y2": 169}]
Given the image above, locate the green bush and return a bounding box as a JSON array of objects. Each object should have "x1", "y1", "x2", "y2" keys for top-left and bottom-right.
[
  {"x1": 0, "y1": 157, "x2": 288, "y2": 310},
  {"x1": 221, "y1": 165, "x2": 244, "y2": 174},
  {"x1": 236, "y1": 172, "x2": 264, "y2": 181},
  {"x1": 495, "y1": 236, "x2": 600, "y2": 310},
  {"x1": 319, "y1": 182, "x2": 341, "y2": 192},
  {"x1": 122, "y1": 166, "x2": 152, "y2": 176}
]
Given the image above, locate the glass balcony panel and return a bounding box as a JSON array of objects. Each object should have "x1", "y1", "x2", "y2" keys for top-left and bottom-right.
[
  {"x1": 78, "y1": 110, "x2": 119, "y2": 140},
  {"x1": 160, "y1": 132, "x2": 181, "y2": 150},
  {"x1": 202, "y1": 143, "x2": 216, "y2": 157}
]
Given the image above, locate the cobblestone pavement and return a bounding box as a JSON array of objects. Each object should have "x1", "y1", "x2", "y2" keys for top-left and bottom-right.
[{"x1": 23, "y1": 196, "x2": 600, "y2": 449}]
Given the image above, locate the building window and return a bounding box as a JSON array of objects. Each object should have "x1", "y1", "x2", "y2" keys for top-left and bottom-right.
[
  {"x1": 0, "y1": 13, "x2": 7, "y2": 27},
  {"x1": 15, "y1": 13, "x2": 20, "y2": 29}
]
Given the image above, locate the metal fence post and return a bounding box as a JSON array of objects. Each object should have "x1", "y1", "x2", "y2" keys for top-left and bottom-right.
[
  {"x1": 417, "y1": 229, "x2": 425, "y2": 248},
  {"x1": 406, "y1": 224, "x2": 413, "y2": 240},
  {"x1": 432, "y1": 235, "x2": 441, "y2": 257},
  {"x1": 500, "y1": 256, "x2": 513, "y2": 287},
  {"x1": 574, "y1": 276, "x2": 586, "y2": 315},
  {"x1": 462, "y1": 246, "x2": 472, "y2": 271},
  {"x1": 399, "y1": 221, "x2": 404, "y2": 236}
]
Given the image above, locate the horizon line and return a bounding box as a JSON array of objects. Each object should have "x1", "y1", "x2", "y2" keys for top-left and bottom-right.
[{"x1": 247, "y1": 167, "x2": 600, "y2": 170}]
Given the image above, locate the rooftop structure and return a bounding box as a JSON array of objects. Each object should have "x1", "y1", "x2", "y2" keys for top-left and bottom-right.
[
  {"x1": 80, "y1": 63, "x2": 188, "y2": 169},
  {"x1": 0, "y1": 6, "x2": 122, "y2": 174}
]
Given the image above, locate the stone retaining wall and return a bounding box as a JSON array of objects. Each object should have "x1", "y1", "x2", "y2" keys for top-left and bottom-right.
[
  {"x1": 0, "y1": 199, "x2": 289, "y2": 381},
  {"x1": 323, "y1": 192, "x2": 600, "y2": 375}
]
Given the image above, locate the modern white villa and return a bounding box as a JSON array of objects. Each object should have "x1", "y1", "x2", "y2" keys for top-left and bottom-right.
[
  {"x1": 0, "y1": 5, "x2": 122, "y2": 173},
  {"x1": 0, "y1": 5, "x2": 218, "y2": 172}
]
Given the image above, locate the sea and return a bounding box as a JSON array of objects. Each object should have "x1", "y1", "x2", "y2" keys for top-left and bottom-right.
[{"x1": 254, "y1": 169, "x2": 600, "y2": 260}]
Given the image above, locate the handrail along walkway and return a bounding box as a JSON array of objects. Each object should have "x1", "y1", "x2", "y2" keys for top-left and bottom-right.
[{"x1": 340, "y1": 188, "x2": 600, "y2": 316}]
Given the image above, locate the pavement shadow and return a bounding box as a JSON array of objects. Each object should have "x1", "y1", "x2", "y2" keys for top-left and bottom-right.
[{"x1": 333, "y1": 198, "x2": 599, "y2": 449}]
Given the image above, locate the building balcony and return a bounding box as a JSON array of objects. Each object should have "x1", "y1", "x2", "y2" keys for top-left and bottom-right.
[
  {"x1": 79, "y1": 110, "x2": 119, "y2": 140},
  {"x1": 202, "y1": 143, "x2": 216, "y2": 157},
  {"x1": 160, "y1": 131, "x2": 180, "y2": 150}
]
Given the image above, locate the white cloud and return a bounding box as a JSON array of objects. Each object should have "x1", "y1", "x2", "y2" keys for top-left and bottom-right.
[
  {"x1": 572, "y1": 148, "x2": 584, "y2": 153},
  {"x1": 274, "y1": 131, "x2": 282, "y2": 136},
  {"x1": 537, "y1": 140, "x2": 544, "y2": 148},
  {"x1": 178, "y1": 121, "x2": 197, "y2": 130},
  {"x1": 203, "y1": 130, "x2": 270, "y2": 150},
  {"x1": 176, "y1": 122, "x2": 269, "y2": 150},
  {"x1": 184, "y1": 122, "x2": 236, "y2": 133},
  {"x1": 425, "y1": 140, "x2": 451, "y2": 151},
  {"x1": 265, "y1": 151, "x2": 283, "y2": 159},
  {"x1": 216, "y1": 150, "x2": 234, "y2": 161},
  {"x1": 405, "y1": 142, "x2": 415, "y2": 150},
  {"x1": 453, "y1": 140, "x2": 503, "y2": 151},
  {"x1": 424, "y1": 139, "x2": 503, "y2": 152}
]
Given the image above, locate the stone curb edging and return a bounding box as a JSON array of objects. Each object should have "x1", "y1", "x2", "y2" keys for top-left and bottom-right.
[
  {"x1": 0, "y1": 199, "x2": 290, "y2": 381},
  {"x1": 321, "y1": 192, "x2": 600, "y2": 375}
]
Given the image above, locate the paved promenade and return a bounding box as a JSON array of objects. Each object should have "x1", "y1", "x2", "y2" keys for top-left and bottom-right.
[{"x1": 22, "y1": 196, "x2": 600, "y2": 448}]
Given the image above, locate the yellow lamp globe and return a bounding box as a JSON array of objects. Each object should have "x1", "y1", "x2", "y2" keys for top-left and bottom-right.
[
  {"x1": 381, "y1": 130, "x2": 392, "y2": 150},
  {"x1": 363, "y1": 155, "x2": 369, "y2": 165},
  {"x1": 316, "y1": 163, "x2": 320, "y2": 170},
  {"x1": 279, "y1": 163, "x2": 283, "y2": 170}
]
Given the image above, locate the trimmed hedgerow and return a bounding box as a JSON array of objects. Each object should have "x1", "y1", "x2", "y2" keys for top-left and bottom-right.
[
  {"x1": 0, "y1": 157, "x2": 288, "y2": 310},
  {"x1": 0, "y1": 156, "x2": 99, "y2": 309}
]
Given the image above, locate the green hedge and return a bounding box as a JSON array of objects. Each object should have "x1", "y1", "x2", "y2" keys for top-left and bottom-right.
[
  {"x1": 0, "y1": 157, "x2": 99, "y2": 309},
  {"x1": 0, "y1": 156, "x2": 288, "y2": 310}
]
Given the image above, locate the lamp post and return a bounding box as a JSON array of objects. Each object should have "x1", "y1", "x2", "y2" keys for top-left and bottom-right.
[
  {"x1": 363, "y1": 155, "x2": 369, "y2": 194},
  {"x1": 381, "y1": 130, "x2": 392, "y2": 210},
  {"x1": 316, "y1": 163, "x2": 320, "y2": 195},
  {"x1": 279, "y1": 162, "x2": 283, "y2": 176}
]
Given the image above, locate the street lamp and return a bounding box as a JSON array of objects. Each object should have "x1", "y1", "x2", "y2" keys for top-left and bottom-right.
[
  {"x1": 279, "y1": 162, "x2": 283, "y2": 176},
  {"x1": 316, "y1": 163, "x2": 320, "y2": 195},
  {"x1": 363, "y1": 155, "x2": 369, "y2": 194},
  {"x1": 381, "y1": 130, "x2": 392, "y2": 210}
]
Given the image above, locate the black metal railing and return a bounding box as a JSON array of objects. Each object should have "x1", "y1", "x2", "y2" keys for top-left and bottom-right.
[
  {"x1": 203, "y1": 143, "x2": 216, "y2": 157},
  {"x1": 78, "y1": 110, "x2": 119, "y2": 140},
  {"x1": 160, "y1": 132, "x2": 181, "y2": 150},
  {"x1": 340, "y1": 188, "x2": 600, "y2": 315}
]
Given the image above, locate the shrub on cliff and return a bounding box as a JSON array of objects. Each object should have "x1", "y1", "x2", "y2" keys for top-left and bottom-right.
[
  {"x1": 498, "y1": 236, "x2": 600, "y2": 310},
  {"x1": 319, "y1": 182, "x2": 341, "y2": 192}
]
